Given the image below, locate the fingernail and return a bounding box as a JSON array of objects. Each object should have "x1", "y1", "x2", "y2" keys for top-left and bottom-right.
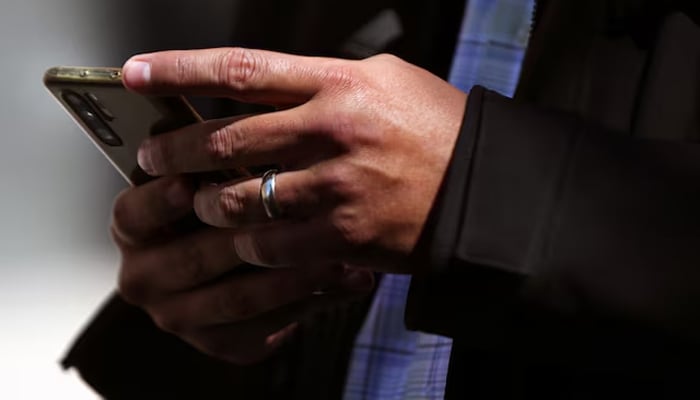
[
  {"x1": 341, "y1": 269, "x2": 374, "y2": 291},
  {"x1": 123, "y1": 59, "x2": 151, "y2": 87},
  {"x1": 137, "y1": 139, "x2": 155, "y2": 175},
  {"x1": 265, "y1": 322, "x2": 299, "y2": 347}
]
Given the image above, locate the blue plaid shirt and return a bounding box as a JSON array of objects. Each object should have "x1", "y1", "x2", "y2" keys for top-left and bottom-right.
[{"x1": 342, "y1": 1, "x2": 534, "y2": 399}]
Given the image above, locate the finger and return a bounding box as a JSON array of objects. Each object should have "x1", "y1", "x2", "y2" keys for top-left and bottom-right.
[
  {"x1": 111, "y1": 176, "x2": 195, "y2": 245},
  {"x1": 150, "y1": 264, "x2": 372, "y2": 331},
  {"x1": 265, "y1": 322, "x2": 299, "y2": 348},
  {"x1": 122, "y1": 48, "x2": 335, "y2": 106},
  {"x1": 194, "y1": 169, "x2": 325, "y2": 228},
  {"x1": 177, "y1": 278, "x2": 374, "y2": 365},
  {"x1": 137, "y1": 104, "x2": 333, "y2": 176},
  {"x1": 231, "y1": 219, "x2": 348, "y2": 268},
  {"x1": 118, "y1": 228, "x2": 243, "y2": 304},
  {"x1": 187, "y1": 322, "x2": 299, "y2": 366}
]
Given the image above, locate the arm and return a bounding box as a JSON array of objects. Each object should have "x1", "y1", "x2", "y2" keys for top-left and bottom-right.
[{"x1": 406, "y1": 86, "x2": 700, "y2": 352}]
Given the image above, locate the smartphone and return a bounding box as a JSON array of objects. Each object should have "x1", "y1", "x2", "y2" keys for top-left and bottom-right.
[
  {"x1": 44, "y1": 66, "x2": 241, "y2": 186},
  {"x1": 46, "y1": 67, "x2": 260, "y2": 270}
]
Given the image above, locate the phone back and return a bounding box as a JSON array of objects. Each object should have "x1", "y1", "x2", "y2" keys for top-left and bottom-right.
[{"x1": 44, "y1": 66, "x2": 201, "y2": 186}]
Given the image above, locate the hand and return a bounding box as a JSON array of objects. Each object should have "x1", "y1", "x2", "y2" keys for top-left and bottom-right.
[
  {"x1": 112, "y1": 176, "x2": 374, "y2": 365},
  {"x1": 123, "y1": 48, "x2": 467, "y2": 274}
]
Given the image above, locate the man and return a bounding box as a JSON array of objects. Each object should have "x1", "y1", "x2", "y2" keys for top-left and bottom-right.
[{"x1": 64, "y1": 0, "x2": 700, "y2": 398}]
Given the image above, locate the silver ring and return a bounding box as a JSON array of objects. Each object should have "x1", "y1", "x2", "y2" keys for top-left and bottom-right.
[{"x1": 260, "y1": 169, "x2": 283, "y2": 220}]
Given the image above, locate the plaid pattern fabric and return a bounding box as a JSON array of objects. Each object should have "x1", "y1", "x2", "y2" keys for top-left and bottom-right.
[
  {"x1": 449, "y1": 0, "x2": 533, "y2": 95},
  {"x1": 342, "y1": 1, "x2": 533, "y2": 399}
]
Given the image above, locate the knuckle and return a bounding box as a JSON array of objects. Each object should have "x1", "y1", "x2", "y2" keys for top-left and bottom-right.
[
  {"x1": 218, "y1": 186, "x2": 246, "y2": 224},
  {"x1": 174, "y1": 55, "x2": 197, "y2": 86},
  {"x1": 367, "y1": 52, "x2": 401, "y2": 65},
  {"x1": 317, "y1": 164, "x2": 359, "y2": 199},
  {"x1": 321, "y1": 63, "x2": 363, "y2": 94},
  {"x1": 219, "y1": 47, "x2": 264, "y2": 90},
  {"x1": 330, "y1": 208, "x2": 372, "y2": 249},
  {"x1": 204, "y1": 126, "x2": 238, "y2": 164}
]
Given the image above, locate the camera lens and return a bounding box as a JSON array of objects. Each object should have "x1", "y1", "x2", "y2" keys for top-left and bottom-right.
[
  {"x1": 94, "y1": 127, "x2": 121, "y2": 146},
  {"x1": 84, "y1": 92, "x2": 115, "y2": 121},
  {"x1": 61, "y1": 90, "x2": 122, "y2": 147},
  {"x1": 83, "y1": 109, "x2": 97, "y2": 121},
  {"x1": 63, "y1": 91, "x2": 85, "y2": 111}
]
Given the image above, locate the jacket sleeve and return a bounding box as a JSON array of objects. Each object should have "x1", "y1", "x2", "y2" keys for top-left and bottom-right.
[
  {"x1": 62, "y1": 291, "x2": 372, "y2": 399},
  {"x1": 405, "y1": 86, "x2": 700, "y2": 354}
]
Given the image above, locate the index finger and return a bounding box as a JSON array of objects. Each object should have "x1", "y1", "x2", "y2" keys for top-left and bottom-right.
[{"x1": 122, "y1": 48, "x2": 332, "y2": 106}]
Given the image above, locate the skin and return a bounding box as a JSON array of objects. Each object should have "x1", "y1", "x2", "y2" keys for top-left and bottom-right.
[
  {"x1": 115, "y1": 47, "x2": 467, "y2": 364},
  {"x1": 124, "y1": 47, "x2": 467, "y2": 272},
  {"x1": 113, "y1": 176, "x2": 374, "y2": 365}
]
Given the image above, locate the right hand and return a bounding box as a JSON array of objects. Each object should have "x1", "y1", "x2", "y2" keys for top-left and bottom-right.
[{"x1": 111, "y1": 176, "x2": 374, "y2": 365}]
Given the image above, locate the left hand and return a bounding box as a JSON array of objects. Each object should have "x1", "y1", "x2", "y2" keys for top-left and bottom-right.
[{"x1": 123, "y1": 47, "x2": 467, "y2": 274}]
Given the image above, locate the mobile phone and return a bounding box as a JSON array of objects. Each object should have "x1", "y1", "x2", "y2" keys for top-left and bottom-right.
[
  {"x1": 45, "y1": 67, "x2": 261, "y2": 270},
  {"x1": 44, "y1": 66, "x2": 241, "y2": 186}
]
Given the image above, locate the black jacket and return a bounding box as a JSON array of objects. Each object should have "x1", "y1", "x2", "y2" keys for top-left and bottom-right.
[{"x1": 63, "y1": 0, "x2": 700, "y2": 398}]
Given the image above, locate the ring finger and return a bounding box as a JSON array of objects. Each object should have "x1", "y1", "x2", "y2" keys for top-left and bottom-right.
[{"x1": 194, "y1": 169, "x2": 328, "y2": 228}]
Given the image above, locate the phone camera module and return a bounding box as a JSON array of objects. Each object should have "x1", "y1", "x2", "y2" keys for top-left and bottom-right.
[
  {"x1": 84, "y1": 92, "x2": 115, "y2": 121},
  {"x1": 62, "y1": 90, "x2": 122, "y2": 147}
]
